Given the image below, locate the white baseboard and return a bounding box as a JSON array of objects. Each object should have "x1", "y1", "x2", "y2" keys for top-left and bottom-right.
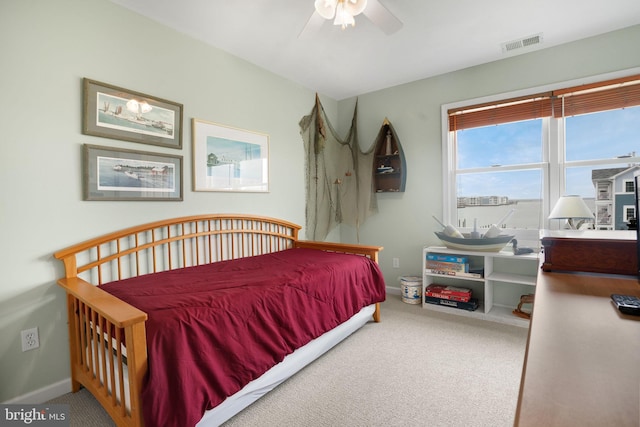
[{"x1": 3, "y1": 378, "x2": 72, "y2": 404}]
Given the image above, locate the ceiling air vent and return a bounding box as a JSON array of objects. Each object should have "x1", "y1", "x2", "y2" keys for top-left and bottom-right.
[{"x1": 501, "y1": 33, "x2": 544, "y2": 53}]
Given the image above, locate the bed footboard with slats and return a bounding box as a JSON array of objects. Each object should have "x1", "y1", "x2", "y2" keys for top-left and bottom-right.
[{"x1": 54, "y1": 214, "x2": 382, "y2": 427}]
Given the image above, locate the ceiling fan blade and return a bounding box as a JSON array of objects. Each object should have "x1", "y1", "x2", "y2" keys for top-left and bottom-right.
[
  {"x1": 363, "y1": 0, "x2": 403, "y2": 35},
  {"x1": 298, "y1": 10, "x2": 326, "y2": 39}
]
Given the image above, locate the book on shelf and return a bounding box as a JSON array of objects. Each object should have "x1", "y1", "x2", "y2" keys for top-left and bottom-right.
[
  {"x1": 425, "y1": 296, "x2": 479, "y2": 311},
  {"x1": 425, "y1": 284, "x2": 472, "y2": 297},
  {"x1": 426, "y1": 253, "x2": 468, "y2": 264},
  {"x1": 426, "y1": 284, "x2": 472, "y2": 302},
  {"x1": 425, "y1": 291, "x2": 471, "y2": 302},
  {"x1": 425, "y1": 260, "x2": 469, "y2": 272},
  {"x1": 424, "y1": 269, "x2": 483, "y2": 278}
]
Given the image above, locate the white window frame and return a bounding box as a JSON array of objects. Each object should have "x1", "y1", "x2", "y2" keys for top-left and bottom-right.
[
  {"x1": 441, "y1": 68, "x2": 640, "y2": 237},
  {"x1": 623, "y1": 205, "x2": 635, "y2": 223},
  {"x1": 623, "y1": 179, "x2": 635, "y2": 193}
]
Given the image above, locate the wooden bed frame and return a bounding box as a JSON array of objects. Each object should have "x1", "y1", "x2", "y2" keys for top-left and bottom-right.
[{"x1": 54, "y1": 214, "x2": 383, "y2": 427}]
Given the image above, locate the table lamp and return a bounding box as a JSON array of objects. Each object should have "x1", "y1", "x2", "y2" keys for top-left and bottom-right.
[{"x1": 548, "y1": 195, "x2": 594, "y2": 229}]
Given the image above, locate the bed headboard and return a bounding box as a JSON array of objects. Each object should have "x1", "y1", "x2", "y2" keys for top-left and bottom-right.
[{"x1": 54, "y1": 214, "x2": 302, "y2": 286}]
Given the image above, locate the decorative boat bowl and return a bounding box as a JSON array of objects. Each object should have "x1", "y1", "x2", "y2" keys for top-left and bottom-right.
[{"x1": 434, "y1": 232, "x2": 515, "y2": 252}]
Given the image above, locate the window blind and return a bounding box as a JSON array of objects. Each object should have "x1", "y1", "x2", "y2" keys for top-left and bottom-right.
[
  {"x1": 553, "y1": 75, "x2": 640, "y2": 117},
  {"x1": 449, "y1": 74, "x2": 640, "y2": 131}
]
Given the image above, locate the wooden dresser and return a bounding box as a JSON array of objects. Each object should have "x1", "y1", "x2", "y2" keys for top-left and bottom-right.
[
  {"x1": 540, "y1": 230, "x2": 637, "y2": 276},
  {"x1": 515, "y1": 232, "x2": 640, "y2": 427}
]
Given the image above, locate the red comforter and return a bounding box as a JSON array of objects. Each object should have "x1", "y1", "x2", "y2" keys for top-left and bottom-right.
[{"x1": 100, "y1": 248, "x2": 386, "y2": 427}]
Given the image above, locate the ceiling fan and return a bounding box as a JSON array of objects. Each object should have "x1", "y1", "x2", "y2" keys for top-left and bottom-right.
[{"x1": 299, "y1": 0, "x2": 403, "y2": 38}]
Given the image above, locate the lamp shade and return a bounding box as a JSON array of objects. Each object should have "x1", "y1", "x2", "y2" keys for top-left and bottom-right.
[
  {"x1": 548, "y1": 195, "x2": 594, "y2": 220},
  {"x1": 334, "y1": 2, "x2": 356, "y2": 27},
  {"x1": 343, "y1": 0, "x2": 367, "y2": 16},
  {"x1": 315, "y1": 0, "x2": 338, "y2": 19},
  {"x1": 315, "y1": 0, "x2": 367, "y2": 25}
]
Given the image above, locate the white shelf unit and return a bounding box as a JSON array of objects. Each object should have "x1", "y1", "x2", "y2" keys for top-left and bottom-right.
[{"x1": 423, "y1": 246, "x2": 539, "y2": 327}]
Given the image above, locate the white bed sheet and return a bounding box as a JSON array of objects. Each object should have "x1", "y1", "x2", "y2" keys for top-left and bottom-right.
[{"x1": 196, "y1": 304, "x2": 376, "y2": 426}]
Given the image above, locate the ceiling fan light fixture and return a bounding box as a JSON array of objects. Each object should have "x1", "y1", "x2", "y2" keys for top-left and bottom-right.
[
  {"x1": 315, "y1": 0, "x2": 367, "y2": 28},
  {"x1": 334, "y1": 2, "x2": 356, "y2": 28},
  {"x1": 314, "y1": 0, "x2": 338, "y2": 19},
  {"x1": 344, "y1": 0, "x2": 367, "y2": 16},
  {"x1": 301, "y1": 0, "x2": 402, "y2": 38}
]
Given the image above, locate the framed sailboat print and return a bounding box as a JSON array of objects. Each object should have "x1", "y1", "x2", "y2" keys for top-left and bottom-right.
[
  {"x1": 83, "y1": 144, "x2": 183, "y2": 201},
  {"x1": 82, "y1": 78, "x2": 183, "y2": 149}
]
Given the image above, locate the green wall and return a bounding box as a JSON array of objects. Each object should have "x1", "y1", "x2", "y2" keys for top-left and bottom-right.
[
  {"x1": 1, "y1": 0, "x2": 638, "y2": 403},
  {"x1": 338, "y1": 25, "x2": 640, "y2": 285},
  {"x1": 0, "y1": 0, "x2": 335, "y2": 402}
]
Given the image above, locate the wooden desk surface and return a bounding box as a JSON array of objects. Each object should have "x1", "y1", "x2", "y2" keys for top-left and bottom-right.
[{"x1": 515, "y1": 270, "x2": 640, "y2": 426}]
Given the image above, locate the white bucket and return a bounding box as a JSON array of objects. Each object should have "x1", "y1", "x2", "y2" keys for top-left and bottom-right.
[{"x1": 400, "y1": 276, "x2": 422, "y2": 304}]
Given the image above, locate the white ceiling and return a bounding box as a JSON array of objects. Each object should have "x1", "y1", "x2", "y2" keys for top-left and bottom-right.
[{"x1": 110, "y1": 0, "x2": 640, "y2": 100}]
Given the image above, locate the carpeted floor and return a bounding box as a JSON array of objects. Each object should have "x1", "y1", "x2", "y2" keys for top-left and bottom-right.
[{"x1": 48, "y1": 295, "x2": 528, "y2": 426}]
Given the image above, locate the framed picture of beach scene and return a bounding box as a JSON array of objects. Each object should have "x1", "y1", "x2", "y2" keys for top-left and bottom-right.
[
  {"x1": 83, "y1": 144, "x2": 183, "y2": 201},
  {"x1": 192, "y1": 119, "x2": 269, "y2": 192},
  {"x1": 82, "y1": 78, "x2": 183, "y2": 149}
]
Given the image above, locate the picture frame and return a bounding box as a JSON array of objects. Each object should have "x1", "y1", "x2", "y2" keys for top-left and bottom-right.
[
  {"x1": 83, "y1": 144, "x2": 183, "y2": 201},
  {"x1": 82, "y1": 78, "x2": 183, "y2": 149},
  {"x1": 192, "y1": 119, "x2": 269, "y2": 192}
]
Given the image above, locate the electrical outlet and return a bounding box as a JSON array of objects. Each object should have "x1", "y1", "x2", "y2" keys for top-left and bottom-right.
[
  {"x1": 21, "y1": 327, "x2": 39, "y2": 352},
  {"x1": 393, "y1": 257, "x2": 400, "y2": 268}
]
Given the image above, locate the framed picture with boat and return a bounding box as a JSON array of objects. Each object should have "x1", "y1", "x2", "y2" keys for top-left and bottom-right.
[
  {"x1": 192, "y1": 118, "x2": 269, "y2": 192},
  {"x1": 82, "y1": 78, "x2": 183, "y2": 149},
  {"x1": 83, "y1": 144, "x2": 183, "y2": 201}
]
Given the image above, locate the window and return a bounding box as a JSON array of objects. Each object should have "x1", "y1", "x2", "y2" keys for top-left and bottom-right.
[
  {"x1": 453, "y1": 120, "x2": 545, "y2": 230},
  {"x1": 624, "y1": 180, "x2": 635, "y2": 193},
  {"x1": 444, "y1": 73, "x2": 640, "y2": 235},
  {"x1": 623, "y1": 205, "x2": 636, "y2": 223}
]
